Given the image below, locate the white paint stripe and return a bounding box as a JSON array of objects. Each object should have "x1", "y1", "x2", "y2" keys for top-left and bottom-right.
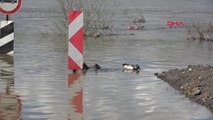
[
  {"x1": 0, "y1": 33, "x2": 14, "y2": 47},
  {"x1": 0, "y1": 21, "x2": 13, "y2": 28},
  {"x1": 68, "y1": 13, "x2": 83, "y2": 39},
  {"x1": 68, "y1": 42, "x2": 83, "y2": 68}
]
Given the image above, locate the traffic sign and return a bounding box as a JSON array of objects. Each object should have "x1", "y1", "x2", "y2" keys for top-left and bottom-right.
[
  {"x1": 0, "y1": 0, "x2": 22, "y2": 15},
  {"x1": 68, "y1": 11, "x2": 84, "y2": 71}
]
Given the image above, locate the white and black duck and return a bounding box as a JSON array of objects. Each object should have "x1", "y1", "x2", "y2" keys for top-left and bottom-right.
[{"x1": 122, "y1": 63, "x2": 140, "y2": 71}]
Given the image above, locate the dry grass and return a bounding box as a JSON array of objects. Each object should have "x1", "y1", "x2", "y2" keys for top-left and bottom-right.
[{"x1": 185, "y1": 22, "x2": 213, "y2": 41}]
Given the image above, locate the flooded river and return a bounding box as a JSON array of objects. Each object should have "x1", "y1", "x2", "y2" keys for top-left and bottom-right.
[{"x1": 0, "y1": 0, "x2": 213, "y2": 119}]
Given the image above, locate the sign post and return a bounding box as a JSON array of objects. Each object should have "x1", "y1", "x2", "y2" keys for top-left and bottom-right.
[
  {"x1": 0, "y1": 0, "x2": 22, "y2": 55},
  {"x1": 68, "y1": 11, "x2": 84, "y2": 72}
]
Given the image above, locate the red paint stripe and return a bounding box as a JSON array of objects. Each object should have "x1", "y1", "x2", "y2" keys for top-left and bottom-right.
[
  {"x1": 69, "y1": 11, "x2": 82, "y2": 24},
  {"x1": 69, "y1": 28, "x2": 84, "y2": 54},
  {"x1": 71, "y1": 89, "x2": 83, "y2": 113},
  {"x1": 68, "y1": 57, "x2": 81, "y2": 70}
]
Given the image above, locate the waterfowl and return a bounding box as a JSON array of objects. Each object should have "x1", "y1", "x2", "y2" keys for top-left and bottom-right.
[
  {"x1": 133, "y1": 17, "x2": 145, "y2": 23},
  {"x1": 83, "y1": 62, "x2": 89, "y2": 70},
  {"x1": 128, "y1": 25, "x2": 144, "y2": 30},
  {"x1": 134, "y1": 26, "x2": 144, "y2": 30},
  {"x1": 154, "y1": 73, "x2": 159, "y2": 76},
  {"x1": 128, "y1": 25, "x2": 135, "y2": 30},
  {"x1": 122, "y1": 63, "x2": 140, "y2": 71},
  {"x1": 93, "y1": 64, "x2": 101, "y2": 71}
]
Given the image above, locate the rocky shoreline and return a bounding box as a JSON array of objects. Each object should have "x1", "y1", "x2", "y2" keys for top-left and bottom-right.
[{"x1": 155, "y1": 65, "x2": 213, "y2": 113}]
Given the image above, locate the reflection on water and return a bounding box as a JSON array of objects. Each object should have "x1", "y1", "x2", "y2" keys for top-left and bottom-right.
[
  {"x1": 0, "y1": 55, "x2": 22, "y2": 120},
  {"x1": 68, "y1": 74, "x2": 83, "y2": 120}
]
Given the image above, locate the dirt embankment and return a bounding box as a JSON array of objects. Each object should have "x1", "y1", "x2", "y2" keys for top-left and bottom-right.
[{"x1": 155, "y1": 65, "x2": 213, "y2": 113}]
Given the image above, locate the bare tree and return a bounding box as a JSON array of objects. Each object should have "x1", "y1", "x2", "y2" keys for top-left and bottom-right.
[{"x1": 51, "y1": 0, "x2": 113, "y2": 41}]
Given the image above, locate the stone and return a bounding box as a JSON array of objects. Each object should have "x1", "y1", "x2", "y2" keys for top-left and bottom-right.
[{"x1": 192, "y1": 89, "x2": 201, "y2": 96}]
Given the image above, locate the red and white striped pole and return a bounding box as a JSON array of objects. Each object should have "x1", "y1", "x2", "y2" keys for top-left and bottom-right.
[{"x1": 68, "y1": 11, "x2": 84, "y2": 72}]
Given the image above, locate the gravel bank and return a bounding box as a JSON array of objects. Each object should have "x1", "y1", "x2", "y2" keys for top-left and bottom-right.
[{"x1": 155, "y1": 65, "x2": 213, "y2": 113}]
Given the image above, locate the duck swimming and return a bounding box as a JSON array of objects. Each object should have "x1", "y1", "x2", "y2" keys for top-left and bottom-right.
[
  {"x1": 133, "y1": 17, "x2": 145, "y2": 23},
  {"x1": 83, "y1": 62, "x2": 89, "y2": 70},
  {"x1": 93, "y1": 64, "x2": 101, "y2": 71},
  {"x1": 82, "y1": 62, "x2": 102, "y2": 71},
  {"x1": 122, "y1": 63, "x2": 140, "y2": 71}
]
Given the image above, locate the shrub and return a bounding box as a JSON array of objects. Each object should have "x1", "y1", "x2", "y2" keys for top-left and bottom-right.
[
  {"x1": 185, "y1": 22, "x2": 213, "y2": 41},
  {"x1": 51, "y1": 0, "x2": 113, "y2": 41}
]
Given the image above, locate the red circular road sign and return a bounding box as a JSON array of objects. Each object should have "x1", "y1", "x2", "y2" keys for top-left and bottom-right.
[{"x1": 0, "y1": 0, "x2": 22, "y2": 15}]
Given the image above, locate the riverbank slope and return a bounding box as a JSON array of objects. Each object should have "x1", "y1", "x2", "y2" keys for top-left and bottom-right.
[{"x1": 155, "y1": 65, "x2": 213, "y2": 113}]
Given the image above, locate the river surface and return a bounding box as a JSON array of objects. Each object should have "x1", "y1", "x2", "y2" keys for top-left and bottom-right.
[{"x1": 0, "y1": 0, "x2": 213, "y2": 120}]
